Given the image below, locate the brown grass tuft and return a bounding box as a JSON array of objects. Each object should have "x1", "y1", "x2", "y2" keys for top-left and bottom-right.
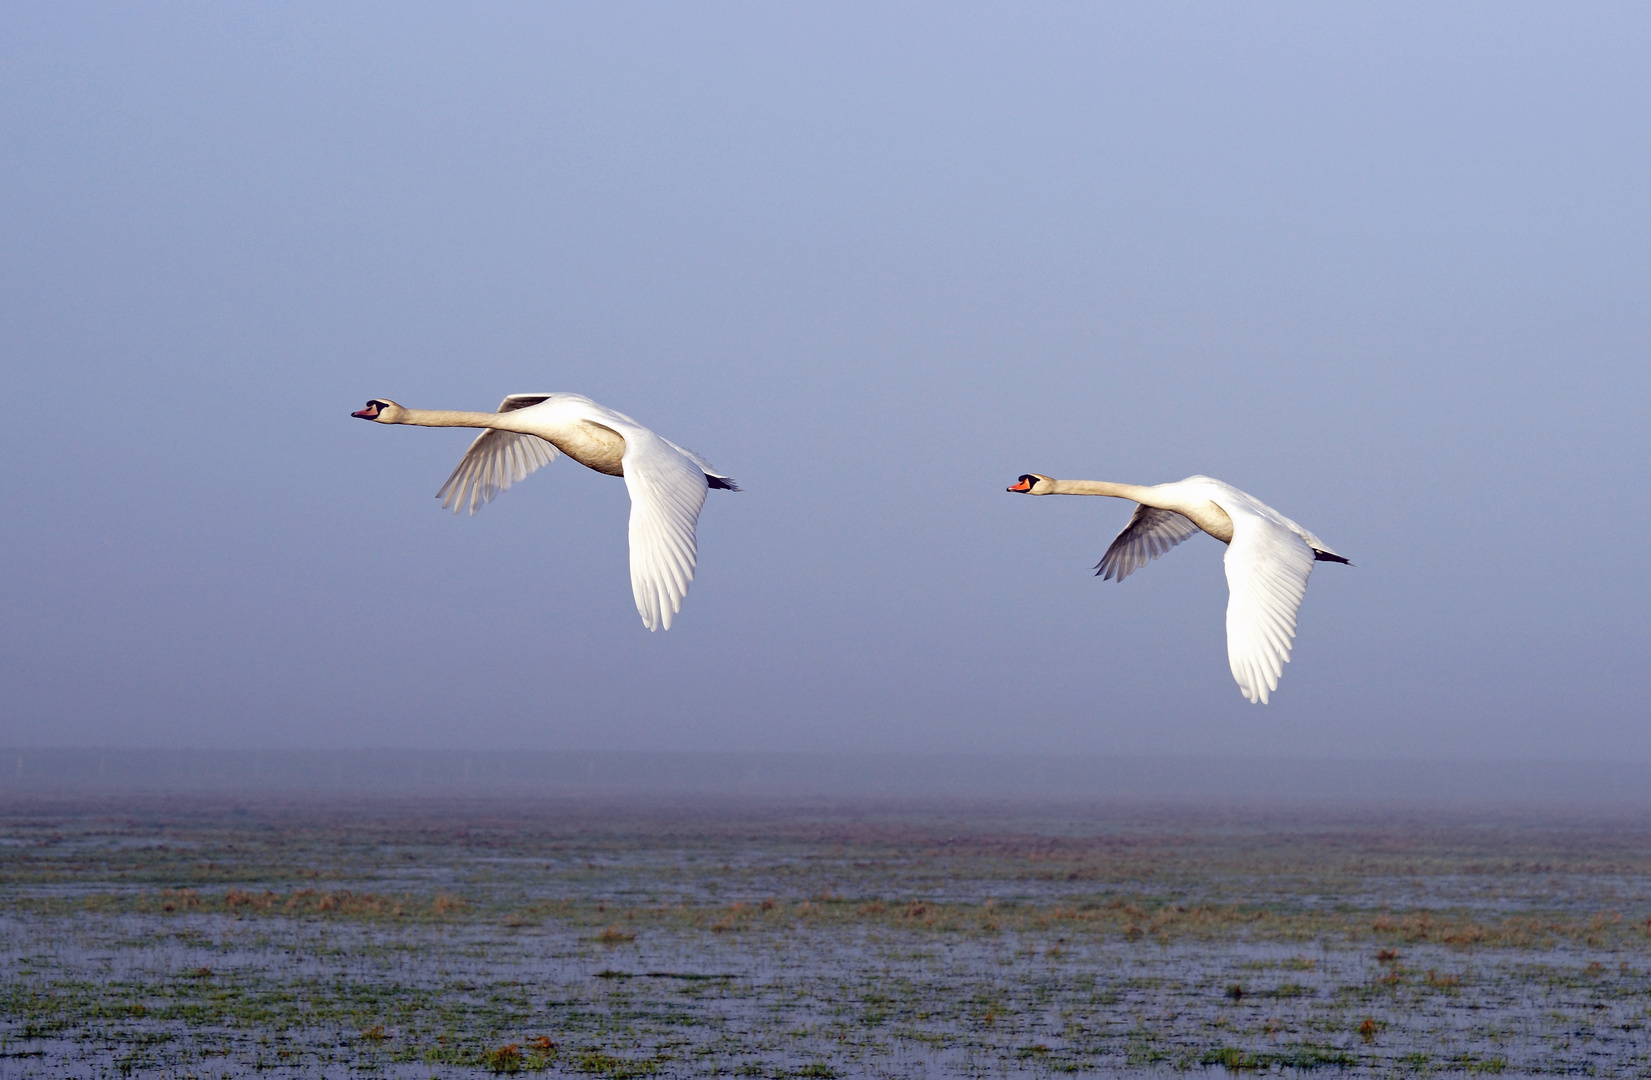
[{"x1": 482, "y1": 1043, "x2": 522, "y2": 1073}]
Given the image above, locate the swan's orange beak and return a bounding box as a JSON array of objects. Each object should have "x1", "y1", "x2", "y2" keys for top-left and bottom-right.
[
  {"x1": 1007, "y1": 477, "x2": 1033, "y2": 492},
  {"x1": 351, "y1": 403, "x2": 380, "y2": 419}
]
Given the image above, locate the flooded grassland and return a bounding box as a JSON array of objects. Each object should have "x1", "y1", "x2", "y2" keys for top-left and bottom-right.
[{"x1": 1, "y1": 794, "x2": 1649, "y2": 1077}]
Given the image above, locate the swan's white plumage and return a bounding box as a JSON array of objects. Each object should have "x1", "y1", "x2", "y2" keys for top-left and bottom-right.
[
  {"x1": 1082, "y1": 474, "x2": 1344, "y2": 704},
  {"x1": 362, "y1": 391, "x2": 728, "y2": 632},
  {"x1": 486, "y1": 394, "x2": 716, "y2": 632},
  {"x1": 605, "y1": 416, "x2": 708, "y2": 632},
  {"x1": 1217, "y1": 496, "x2": 1316, "y2": 704},
  {"x1": 660, "y1": 439, "x2": 731, "y2": 483}
]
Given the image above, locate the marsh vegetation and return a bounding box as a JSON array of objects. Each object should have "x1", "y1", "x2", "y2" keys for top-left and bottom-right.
[{"x1": 1, "y1": 795, "x2": 1649, "y2": 1076}]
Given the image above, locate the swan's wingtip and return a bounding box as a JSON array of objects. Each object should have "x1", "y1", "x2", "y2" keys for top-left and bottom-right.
[{"x1": 707, "y1": 475, "x2": 740, "y2": 491}]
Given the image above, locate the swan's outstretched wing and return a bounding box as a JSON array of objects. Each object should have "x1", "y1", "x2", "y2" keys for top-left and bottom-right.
[
  {"x1": 605, "y1": 421, "x2": 708, "y2": 631},
  {"x1": 1222, "y1": 513, "x2": 1316, "y2": 704},
  {"x1": 436, "y1": 395, "x2": 559, "y2": 515},
  {"x1": 1095, "y1": 506, "x2": 1202, "y2": 581}
]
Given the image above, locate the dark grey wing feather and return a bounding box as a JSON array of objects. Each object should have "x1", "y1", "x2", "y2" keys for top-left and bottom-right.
[
  {"x1": 498, "y1": 394, "x2": 552, "y2": 413},
  {"x1": 1095, "y1": 505, "x2": 1202, "y2": 582}
]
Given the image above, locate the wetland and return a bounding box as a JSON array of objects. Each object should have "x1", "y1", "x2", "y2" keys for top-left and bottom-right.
[{"x1": 1, "y1": 792, "x2": 1649, "y2": 1077}]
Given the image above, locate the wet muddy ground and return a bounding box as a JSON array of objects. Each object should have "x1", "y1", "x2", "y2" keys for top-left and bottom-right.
[{"x1": 1, "y1": 794, "x2": 1649, "y2": 1077}]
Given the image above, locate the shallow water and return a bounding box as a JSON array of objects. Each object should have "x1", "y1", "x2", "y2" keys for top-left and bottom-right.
[{"x1": 1, "y1": 796, "x2": 1649, "y2": 1077}]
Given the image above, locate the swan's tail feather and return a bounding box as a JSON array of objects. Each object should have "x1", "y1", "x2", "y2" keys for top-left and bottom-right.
[{"x1": 661, "y1": 439, "x2": 738, "y2": 491}]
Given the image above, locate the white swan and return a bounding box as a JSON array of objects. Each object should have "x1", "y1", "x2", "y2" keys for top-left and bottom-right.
[
  {"x1": 1007, "y1": 473, "x2": 1348, "y2": 703},
  {"x1": 353, "y1": 394, "x2": 737, "y2": 630}
]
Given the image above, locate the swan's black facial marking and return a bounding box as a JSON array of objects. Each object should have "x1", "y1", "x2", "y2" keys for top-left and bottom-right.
[
  {"x1": 351, "y1": 400, "x2": 385, "y2": 420},
  {"x1": 1007, "y1": 474, "x2": 1037, "y2": 493}
]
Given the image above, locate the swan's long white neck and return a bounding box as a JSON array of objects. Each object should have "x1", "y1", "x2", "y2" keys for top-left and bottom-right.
[
  {"x1": 1038, "y1": 479, "x2": 1156, "y2": 501},
  {"x1": 1033, "y1": 477, "x2": 1234, "y2": 543},
  {"x1": 369, "y1": 402, "x2": 629, "y2": 477},
  {"x1": 386, "y1": 408, "x2": 504, "y2": 429}
]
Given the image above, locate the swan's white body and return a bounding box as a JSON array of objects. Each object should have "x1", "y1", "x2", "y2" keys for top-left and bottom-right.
[
  {"x1": 353, "y1": 393, "x2": 735, "y2": 631},
  {"x1": 1010, "y1": 474, "x2": 1346, "y2": 704}
]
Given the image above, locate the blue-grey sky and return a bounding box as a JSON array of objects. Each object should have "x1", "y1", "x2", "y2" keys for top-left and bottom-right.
[{"x1": 2, "y1": 3, "x2": 1647, "y2": 759}]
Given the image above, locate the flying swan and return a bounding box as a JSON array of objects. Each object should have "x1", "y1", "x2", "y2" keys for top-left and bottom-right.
[
  {"x1": 1007, "y1": 473, "x2": 1348, "y2": 703},
  {"x1": 353, "y1": 394, "x2": 737, "y2": 630}
]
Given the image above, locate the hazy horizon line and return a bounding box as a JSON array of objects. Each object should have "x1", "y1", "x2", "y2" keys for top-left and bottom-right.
[
  {"x1": 6, "y1": 746, "x2": 1650, "y2": 764},
  {"x1": 4, "y1": 746, "x2": 1648, "y2": 805}
]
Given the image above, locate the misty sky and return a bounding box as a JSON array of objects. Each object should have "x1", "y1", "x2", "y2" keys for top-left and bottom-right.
[{"x1": 2, "y1": 3, "x2": 1648, "y2": 760}]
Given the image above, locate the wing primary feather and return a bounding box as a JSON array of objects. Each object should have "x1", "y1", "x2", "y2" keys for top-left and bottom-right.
[
  {"x1": 436, "y1": 430, "x2": 560, "y2": 515},
  {"x1": 1096, "y1": 506, "x2": 1201, "y2": 581},
  {"x1": 1223, "y1": 509, "x2": 1316, "y2": 704},
  {"x1": 617, "y1": 428, "x2": 710, "y2": 631}
]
